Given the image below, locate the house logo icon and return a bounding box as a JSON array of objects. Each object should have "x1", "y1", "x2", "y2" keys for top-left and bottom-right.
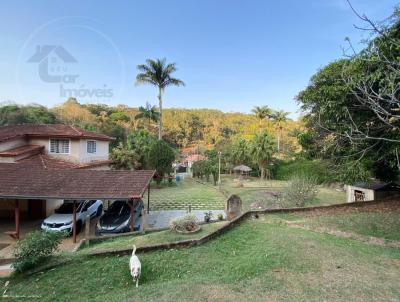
[{"x1": 27, "y1": 45, "x2": 79, "y2": 83}]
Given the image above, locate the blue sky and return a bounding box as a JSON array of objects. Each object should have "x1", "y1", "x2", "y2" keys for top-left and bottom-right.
[{"x1": 0, "y1": 0, "x2": 398, "y2": 119}]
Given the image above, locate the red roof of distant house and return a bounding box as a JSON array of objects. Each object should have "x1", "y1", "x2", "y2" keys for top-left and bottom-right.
[
  {"x1": 0, "y1": 163, "x2": 155, "y2": 200},
  {"x1": 185, "y1": 154, "x2": 207, "y2": 162},
  {"x1": 0, "y1": 124, "x2": 114, "y2": 143}
]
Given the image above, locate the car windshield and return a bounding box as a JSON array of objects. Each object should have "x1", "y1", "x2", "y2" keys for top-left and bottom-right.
[
  {"x1": 107, "y1": 201, "x2": 131, "y2": 215},
  {"x1": 55, "y1": 202, "x2": 84, "y2": 214}
]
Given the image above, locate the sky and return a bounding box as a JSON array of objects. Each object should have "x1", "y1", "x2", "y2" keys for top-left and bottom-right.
[{"x1": 0, "y1": 0, "x2": 398, "y2": 119}]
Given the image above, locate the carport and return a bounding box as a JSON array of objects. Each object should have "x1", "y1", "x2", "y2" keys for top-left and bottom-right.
[{"x1": 0, "y1": 164, "x2": 154, "y2": 243}]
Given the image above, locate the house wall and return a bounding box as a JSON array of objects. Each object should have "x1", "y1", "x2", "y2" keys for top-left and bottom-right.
[
  {"x1": 346, "y1": 186, "x2": 375, "y2": 203},
  {"x1": 78, "y1": 139, "x2": 109, "y2": 163},
  {"x1": 45, "y1": 199, "x2": 63, "y2": 216},
  {"x1": 0, "y1": 138, "x2": 26, "y2": 152},
  {"x1": 28, "y1": 138, "x2": 109, "y2": 164},
  {"x1": 28, "y1": 138, "x2": 81, "y2": 163}
]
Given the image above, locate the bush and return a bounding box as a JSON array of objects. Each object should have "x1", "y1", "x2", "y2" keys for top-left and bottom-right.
[
  {"x1": 274, "y1": 159, "x2": 331, "y2": 184},
  {"x1": 12, "y1": 230, "x2": 66, "y2": 273},
  {"x1": 282, "y1": 173, "x2": 319, "y2": 207},
  {"x1": 170, "y1": 215, "x2": 199, "y2": 232}
]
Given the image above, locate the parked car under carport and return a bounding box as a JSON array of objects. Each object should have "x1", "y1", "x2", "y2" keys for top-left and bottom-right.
[{"x1": 96, "y1": 199, "x2": 144, "y2": 234}]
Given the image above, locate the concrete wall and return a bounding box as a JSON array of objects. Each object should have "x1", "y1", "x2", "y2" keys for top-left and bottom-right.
[
  {"x1": 346, "y1": 186, "x2": 375, "y2": 203},
  {"x1": 45, "y1": 199, "x2": 64, "y2": 216},
  {"x1": 0, "y1": 138, "x2": 27, "y2": 152}
]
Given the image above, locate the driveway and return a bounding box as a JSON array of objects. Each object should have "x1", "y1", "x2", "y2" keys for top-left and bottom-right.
[{"x1": 147, "y1": 209, "x2": 226, "y2": 229}]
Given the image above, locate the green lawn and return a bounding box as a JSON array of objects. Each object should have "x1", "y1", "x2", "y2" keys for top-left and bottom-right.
[
  {"x1": 81, "y1": 222, "x2": 228, "y2": 253},
  {"x1": 218, "y1": 175, "x2": 346, "y2": 211},
  {"x1": 144, "y1": 175, "x2": 345, "y2": 212},
  {"x1": 3, "y1": 215, "x2": 400, "y2": 301},
  {"x1": 293, "y1": 211, "x2": 400, "y2": 241},
  {"x1": 144, "y1": 179, "x2": 225, "y2": 210}
]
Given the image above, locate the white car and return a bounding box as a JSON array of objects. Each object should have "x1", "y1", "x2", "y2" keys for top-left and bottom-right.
[{"x1": 41, "y1": 200, "x2": 103, "y2": 234}]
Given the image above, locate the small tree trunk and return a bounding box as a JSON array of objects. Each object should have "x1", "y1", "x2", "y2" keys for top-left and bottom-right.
[
  {"x1": 158, "y1": 87, "x2": 163, "y2": 140},
  {"x1": 277, "y1": 135, "x2": 280, "y2": 153},
  {"x1": 259, "y1": 163, "x2": 265, "y2": 179}
]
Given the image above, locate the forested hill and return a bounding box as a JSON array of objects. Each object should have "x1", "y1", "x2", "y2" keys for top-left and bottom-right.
[{"x1": 0, "y1": 99, "x2": 302, "y2": 153}]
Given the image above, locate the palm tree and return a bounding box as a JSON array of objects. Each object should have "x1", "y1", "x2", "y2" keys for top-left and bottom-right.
[
  {"x1": 136, "y1": 58, "x2": 185, "y2": 139},
  {"x1": 252, "y1": 106, "x2": 273, "y2": 133},
  {"x1": 135, "y1": 102, "x2": 160, "y2": 130},
  {"x1": 272, "y1": 110, "x2": 290, "y2": 153},
  {"x1": 249, "y1": 131, "x2": 275, "y2": 179}
]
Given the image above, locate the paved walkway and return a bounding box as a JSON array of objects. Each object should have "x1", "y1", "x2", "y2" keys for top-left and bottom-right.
[{"x1": 147, "y1": 209, "x2": 226, "y2": 229}]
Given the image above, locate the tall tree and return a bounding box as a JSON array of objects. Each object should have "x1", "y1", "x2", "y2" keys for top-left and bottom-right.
[
  {"x1": 252, "y1": 106, "x2": 272, "y2": 133},
  {"x1": 250, "y1": 131, "x2": 275, "y2": 179},
  {"x1": 135, "y1": 102, "x2": 160, "y2": 130},
  {"x1": 147, "y1": 140, "x2": 176, "y2": 183},
  {"x1": 272, "y1": 110, "x2": 290, "y2": 153},
  {"x1": 136, "y1": 58, "x2": 185, "y2": 140}
]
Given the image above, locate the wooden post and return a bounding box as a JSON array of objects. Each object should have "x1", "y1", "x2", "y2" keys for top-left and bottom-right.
[
  {"x1": 147, "y1": 185, "x2": 150, "y2": 213},
  {"x1": 72, "y1": 201, "x2": 77, "y2": 244},
  {"x1": 140, "y1": 208, "x2": 146, "y2": 233},
  {"x1": 15, "y1": 200, "x2": 20, "y2": 240},
  {"x1": 85, "y1": 215, "x2": 90, "y2": 247},
  {"x1": 130, "y1": 200, "x2": 135, "y2": 232}
]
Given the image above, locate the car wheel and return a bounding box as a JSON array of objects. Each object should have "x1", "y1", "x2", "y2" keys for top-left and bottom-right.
[{"x1": 96, "y1": 205, "x2": 103, "y2": 217}]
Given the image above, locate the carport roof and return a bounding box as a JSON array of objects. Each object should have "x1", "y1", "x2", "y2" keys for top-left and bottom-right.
[{"x1": 0, "y1": 164, "x2": 155, "y2": 200}]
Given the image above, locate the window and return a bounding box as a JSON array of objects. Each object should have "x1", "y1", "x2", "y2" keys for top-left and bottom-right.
[
  {"x1": 49, "y1": 139, "x2": 70, "y2": 154},
  {"x1": 87, "y1": 140, "x2": 97, "y2": 154}
]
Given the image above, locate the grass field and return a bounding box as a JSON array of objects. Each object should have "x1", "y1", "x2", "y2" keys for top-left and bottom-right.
[
  {"x1": 81, "y1": 222, "x2": 228, "y2": 253},
  {"x1": 145, "y1": 175, "x2": 346, "y2": 211},
  {"x1": 144, "y1": 179, "x2": 225, "y2": 210},
  {"x1": 3, "y1": 213, "x2": 399, "y2": 302},
  {"x1": 275, "y1": 204, "x2": 400, "y2": 242}
]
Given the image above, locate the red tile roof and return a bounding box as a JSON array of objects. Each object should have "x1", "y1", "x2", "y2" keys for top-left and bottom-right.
[
  {"x1": 0, "y1": 164, "x2": 154, "y2": 200},
  {"x1": 0, "y1": 124, "x2": 113, "y2": 143},
  {"x1": 15, "y1": 154, "x2": 113, "y2": 170},
  {"x1": 16, "y1": 154, "x2": 80, "y2": 169},
  {"x1": 0, "y1": 145, "x2": 44, "y2": 157},
  {"x1": 185, "y1": 154, "x2": 207, "y2": 162},
  {"x1": 76, "y1": 160, "x2": 114, "y2": 169}
]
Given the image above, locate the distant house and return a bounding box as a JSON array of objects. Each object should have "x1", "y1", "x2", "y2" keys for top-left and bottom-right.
[
  {"x1": 185, "y1": 154, "x2": 207, "y2": 174},
  {"x1": 346, "y1": 182, "x2": 400, "y2": 203}
]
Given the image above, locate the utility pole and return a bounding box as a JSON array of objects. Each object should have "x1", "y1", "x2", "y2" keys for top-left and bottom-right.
[{"x1": 218, "y1": 151, "x2": 222, "y2": 187}]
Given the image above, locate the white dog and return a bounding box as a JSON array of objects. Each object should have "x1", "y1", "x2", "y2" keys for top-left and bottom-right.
[{"x1": 129, "y1": 245, "x2": 141, "y2": 287}]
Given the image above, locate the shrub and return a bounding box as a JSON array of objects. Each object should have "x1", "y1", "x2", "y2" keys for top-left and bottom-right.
[
  {"x1": 170, "y1": 215, "x2": 199, "y2": 232},
  {"x1": 12, "y1": 230, "x2": 66, "y2": 273},
  {"x1": 282, "y1": 173, "x2": 319, "y2": 207},
  {"x1": 217, "y1": 213, "x2": 224, "y2": 221},
  {"x1": 204, "y1": 211, "x2": 213, "y2": 223},
  {"x1": 274, "y1": 159, "x2": 331, "y2": 184}
]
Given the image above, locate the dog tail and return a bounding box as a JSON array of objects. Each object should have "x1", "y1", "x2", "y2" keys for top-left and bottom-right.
[{"x1": 132, "y1": 245, "x2": 136, "y2": 255}]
